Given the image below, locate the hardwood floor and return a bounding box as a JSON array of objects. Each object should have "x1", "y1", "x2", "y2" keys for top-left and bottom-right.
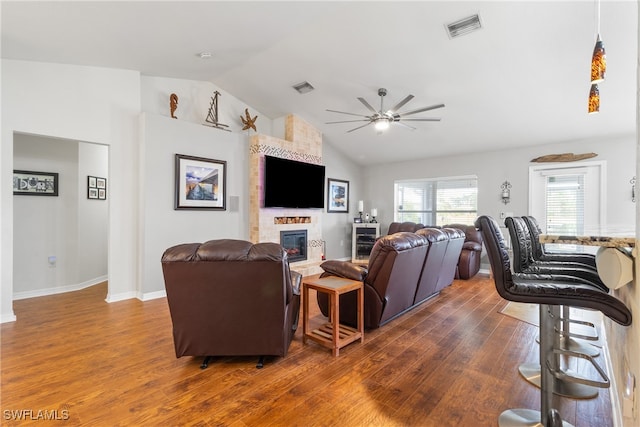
[{"x1": 1, "y1": 275, "x2": 612, "y2": 426}]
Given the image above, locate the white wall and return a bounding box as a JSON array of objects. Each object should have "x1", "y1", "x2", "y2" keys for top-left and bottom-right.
[
  {"x1": 77, "y1": 142, "x2": 109, "y2": 285},
  {"x1": 141, "y1": 75, "x2": 273, "y2": 137},
  {"x1": 321, "y1": 141, "x2": 365, "y2": 260},
  {"x1": 138, "y1": 113, "x2": 250, "y2": 298},
  {"x1": 364, "y1": 135, "x2": 636, "y2": 237},
  {"x1": 1, "y1": 59, "x2": 141, "y2": 321}
]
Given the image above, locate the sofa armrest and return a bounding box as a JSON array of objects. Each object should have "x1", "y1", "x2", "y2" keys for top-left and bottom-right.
[
  {"x1": 290, "y1": 270, "x2": 302, "y2": 295},
  {"x1": 320, "y1": 260, "x2": 367, "y2": 281},
  {"x1": 463, "y1": 241, "x2": 483, "y2": 252}
]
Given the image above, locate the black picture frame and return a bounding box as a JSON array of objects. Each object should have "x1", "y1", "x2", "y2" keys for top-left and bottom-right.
[
  {"x1": 327, "y1": 178, "x2": 349, "y2": 213},
  {"x1": 175, "y1": 154, "x2": 227, "y2": 210},
  {"x1": 88, "y1": 176, "x2": 107, "y2": 200},
  {"x1": 13, "y1": 170, "x2": 59, "y2": 196}
]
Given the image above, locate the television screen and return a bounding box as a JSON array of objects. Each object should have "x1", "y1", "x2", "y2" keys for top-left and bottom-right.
[{"x1": 263, "y1": 155, "x2": 325, "y2": 209}]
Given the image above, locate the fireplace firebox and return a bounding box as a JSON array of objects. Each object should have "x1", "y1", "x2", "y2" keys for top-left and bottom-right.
[{"x1": 280, "y1": 230, "x2": 307, "y2": 263}]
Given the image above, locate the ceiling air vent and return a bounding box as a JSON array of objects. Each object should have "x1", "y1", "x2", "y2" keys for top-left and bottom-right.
[
  {"x1": 446, "y1": 14, "x2": 482, "y2": 39},
  {"x1": 292, "y1": 81, "x2": 315, "y2": 94}
]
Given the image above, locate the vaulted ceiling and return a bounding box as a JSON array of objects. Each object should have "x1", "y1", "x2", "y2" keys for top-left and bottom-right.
[{"x1": 2, "y1": 1, "x2": 637, "y2": 165}]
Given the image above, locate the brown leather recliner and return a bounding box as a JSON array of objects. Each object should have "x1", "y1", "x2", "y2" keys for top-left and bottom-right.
[
  {"x1": 318, "y1": 232, "x2": 430, "y2": 329},
  {"x1": 161, "y1": 239, "x2": 301, "y2": 369},
  {"x1": 317, "y1": 229, "x2": 464, "y2": 329},
  {"x1": 386, "y1": 221, "x2": 426, "y2": 235},
  {"x1": 443, "y1": 223, "x2": 483, "y2": 279}
]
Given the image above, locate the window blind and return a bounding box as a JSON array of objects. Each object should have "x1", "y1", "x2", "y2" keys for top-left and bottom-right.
[
  {"x1": 395, "y1": 177, "x2": 477, "y2": 226},
  {"x1": 545, "y1": 174, "x2": 585, "y2": 235}
]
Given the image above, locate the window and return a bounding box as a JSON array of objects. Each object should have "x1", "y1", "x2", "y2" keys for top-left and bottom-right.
[
  {"x1": 394, "y1": 176, "x2": 478, "y2": 226},
  {"x1": 545, "y1": 174, "x2": 585, "y2": 235}
]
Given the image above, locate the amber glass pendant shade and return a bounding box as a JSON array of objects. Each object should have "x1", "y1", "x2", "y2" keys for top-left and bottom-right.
[
  {"x1": 590, "y1": 34, "x2": 606, "y2": 83},
  {"x1": 588, "y1": 84, "x2": 600, "y2": 114}
]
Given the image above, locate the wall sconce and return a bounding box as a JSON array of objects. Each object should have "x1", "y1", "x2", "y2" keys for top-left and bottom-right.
[
  {"x1": 501, "y1": 181, "x2": 512, "y2": 204},
  {"x1": 631, "y1": 176, "x2": 636, "y2": 203}
]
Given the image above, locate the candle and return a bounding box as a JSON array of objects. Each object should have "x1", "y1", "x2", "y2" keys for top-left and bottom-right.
[
  {"x1": 371, "y1": 208, "x2": 378, "y2": 217},
  {"x1": 358, "y1": 200, "x2": 364, "y2": 212}
]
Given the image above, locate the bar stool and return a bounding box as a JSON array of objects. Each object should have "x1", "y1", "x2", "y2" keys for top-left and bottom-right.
[
  {"x1": 505, "y1": 216, "x2": 604, "y2": 360},
  {"x1": 523, "y1": 216, "x2": 597, "y2": 270},
  {"x1": 475, "y1": 215, "x2": 632, "y2": 427}
]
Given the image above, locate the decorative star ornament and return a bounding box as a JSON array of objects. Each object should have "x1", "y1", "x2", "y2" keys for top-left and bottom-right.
[{"x1": 241, "y1": 108, "x2": 258, "y2": 132}]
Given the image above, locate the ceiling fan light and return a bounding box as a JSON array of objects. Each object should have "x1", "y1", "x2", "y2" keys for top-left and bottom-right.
[
  {"x1": 588, "y1": 83, "x2": 600, "y2": 114},
  {"x1": 590, "y1": 34, "x2": 606, "y2": 83},
  {"x1": 374, "y1": 118, "x2": 390, "y2": 131}
]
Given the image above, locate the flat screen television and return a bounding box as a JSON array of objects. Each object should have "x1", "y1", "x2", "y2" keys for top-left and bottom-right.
[{"x1": 263, "y1": 155, "x2": 325, "y2": 209}]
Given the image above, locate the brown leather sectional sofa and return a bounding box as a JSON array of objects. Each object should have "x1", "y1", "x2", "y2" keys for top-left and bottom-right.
[
  {"x1": 317, "y1": 228, "x2": 465, "y2": 329},
  {"x1": 161, "y1": 239, "x2": 301, "y2": 368},
  {"x1": 386, "y1": 221, "x2": 483, "y2": 280}
]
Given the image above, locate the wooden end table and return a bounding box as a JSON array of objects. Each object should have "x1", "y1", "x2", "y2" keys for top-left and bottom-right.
[{"x1": 302, "y1": 276, "x2": 364, "y2": 356}]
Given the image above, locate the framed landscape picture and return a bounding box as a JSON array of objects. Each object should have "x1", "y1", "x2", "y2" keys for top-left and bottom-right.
[
  {"x1": 327, "y1": 178, "x2": 349, "y2": 213},
  {"x1": 175, "y1": 154, "x2": 226, "y2": 210},
  {"x1": 13, "y1": 170, "x2": 59, "y2": 196}
]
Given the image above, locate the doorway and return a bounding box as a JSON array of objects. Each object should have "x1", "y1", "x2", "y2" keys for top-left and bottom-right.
[
  {"x1": 528, "y1": 161, "x2": 606, "y2": 236},
  {"x1": 12, "y1": 133, "x2": 109, "y2": 300}
]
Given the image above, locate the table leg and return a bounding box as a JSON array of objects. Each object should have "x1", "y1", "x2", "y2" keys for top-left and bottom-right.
[
  {"x1": 357, "y1": 287, "x2": 364, "y2": 343},
  {"x1": 302, "y1": 284, "x2": 309, "y2": 344},
  {"x1": 332, "y1": 291, "x2": 339, "y2": 356}
]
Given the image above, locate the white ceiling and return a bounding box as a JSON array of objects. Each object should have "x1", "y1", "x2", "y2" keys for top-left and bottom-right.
[{"x1": 2, "y1": 1, "x2": 637, "y2": 166}]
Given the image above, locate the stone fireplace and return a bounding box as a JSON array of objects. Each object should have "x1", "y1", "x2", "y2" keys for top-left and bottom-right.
[
  {"x1": 280, "y1": 230, "x2": 307, "y2": 263},
  {"x1": 248, "y1": 115, "x2": 323, "y2": 276}
]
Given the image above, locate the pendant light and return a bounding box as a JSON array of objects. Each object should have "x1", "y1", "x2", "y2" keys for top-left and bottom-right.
[
  {"x1": 591, "y1": 34, "x2": 606, "y2": 83},
  {"x1": 588, "y1": 83, "x2": 600, "y2": 114},
  {"x1": 588, "y1": 0, "x2": 605, "y2": 114}
]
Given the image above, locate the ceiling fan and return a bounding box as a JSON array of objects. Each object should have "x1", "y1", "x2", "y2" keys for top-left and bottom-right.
[{"x1": 326, "y1": 88, "x2": 444, "y2": 133}]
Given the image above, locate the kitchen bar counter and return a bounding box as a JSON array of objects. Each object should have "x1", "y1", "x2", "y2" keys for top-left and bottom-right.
[{"x1": 540, "y1": 234, "x2": 636, "y2": 249}]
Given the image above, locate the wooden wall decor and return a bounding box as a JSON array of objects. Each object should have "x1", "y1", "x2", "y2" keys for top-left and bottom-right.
[
  {"x1": 170, "y1": 93, "x2": 178, "y2": 119},
  {"x1": 531, "y1": 152, "x2": 597, "y2": 163}
]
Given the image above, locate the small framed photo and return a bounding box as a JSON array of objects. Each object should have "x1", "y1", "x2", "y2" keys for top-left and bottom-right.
[
  {"x1": 327, "y1": 178, "x2": 349, "y2": 213},
  {"x1": 13, "y1": 170, "x2": 59, "y2": 196},
  {"x1": 88, "y1": 176, "x2": 107, "y2": 200},
  {"x1": 175, "y1": 154, "x2": 226, "y2": 210}
]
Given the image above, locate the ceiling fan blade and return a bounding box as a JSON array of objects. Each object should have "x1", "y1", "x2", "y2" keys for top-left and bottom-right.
[
  {"x1": 394, "y1": 121, "x2": 416, "y2": 131},
  {"x1": 326, "y1": 109, "x2": 368, "y2": 118},
  {"x1": 399, "y1": 118, "x2": 442, "y2": 122},
  {"x1": 347, "y1": 122, "x2": 373, "y2": 133},
  {"x1": 357, "y1": 97, "x2": 378, "y2": 114},
  {"x1": 388, "y1": 95, "x2": 414, "y2": 113},
  {"x1": 400, "y1": 103, "x2": 445, "y2": 116},
  {"x1": 326, "y1": 119, "x2": 371, "y2": 124}
]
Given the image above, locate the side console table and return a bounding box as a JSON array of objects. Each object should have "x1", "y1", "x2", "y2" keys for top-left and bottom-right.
[{"x1": 302, "y1": 276, "x2": 364, "y2": 356}]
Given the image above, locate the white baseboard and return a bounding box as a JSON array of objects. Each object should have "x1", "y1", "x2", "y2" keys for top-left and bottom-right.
[
  {"x1": 105, "y1": 291, "x2": 137, "y2": 303},
  {"x1": 138, "y1": 290, "x2": 166, "y2": 301},
  {"x1": 13, "y1": 276, "x2": 108, "y2": 300},
  {"x1": 1, "y1": 312, "x2": 17, "y2": 323}
]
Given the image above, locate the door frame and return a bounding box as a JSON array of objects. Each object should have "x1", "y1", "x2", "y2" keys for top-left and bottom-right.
[{"x1": 528, "y1": 160, "x2": 606, "y2": 234}]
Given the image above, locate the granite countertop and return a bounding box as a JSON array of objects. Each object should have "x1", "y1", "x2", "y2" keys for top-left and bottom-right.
[{"x1": 540, "y1": 235, "x2": 636, "y2": 248}]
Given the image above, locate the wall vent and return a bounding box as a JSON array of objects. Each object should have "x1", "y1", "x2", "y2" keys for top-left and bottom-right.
[{"x1": 446, "y1": 14, "x2": 482, "y2": 39}]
